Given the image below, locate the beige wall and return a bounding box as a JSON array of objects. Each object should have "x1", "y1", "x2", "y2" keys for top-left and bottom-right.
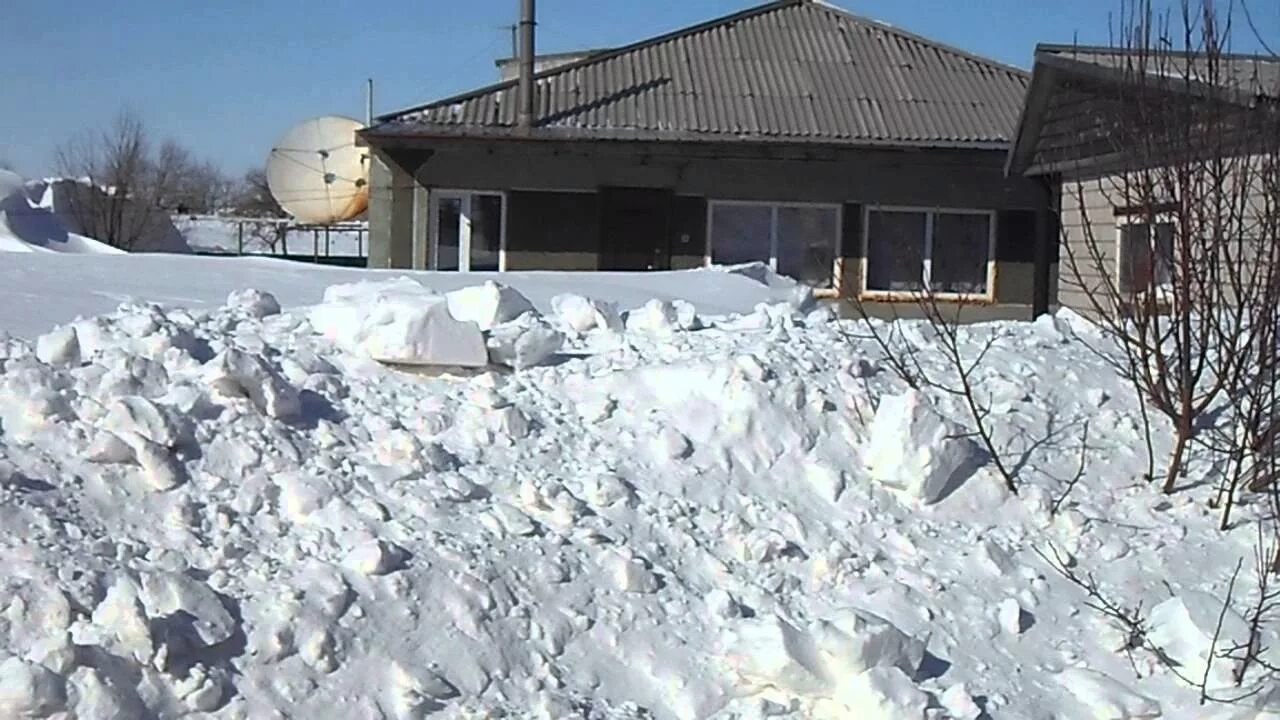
[
  {"x1": 1057, "y1": 175, "x2": 1120, "y2": 314},
  {"x1": 1057, "y1": 156, "x2": 1276, "y2": 314}
]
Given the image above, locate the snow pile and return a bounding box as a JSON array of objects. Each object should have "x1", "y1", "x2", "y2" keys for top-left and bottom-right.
[
  {"x1": 0, "y1": 171, "x2": 123, "y2": 255},
  {"x1": 0, "y1": 276, "x2": 1277, "y2": 718}
]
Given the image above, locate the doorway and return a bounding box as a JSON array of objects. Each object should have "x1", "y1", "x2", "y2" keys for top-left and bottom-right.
[
  {"x1": 429, "y1": 190, "x2": 505, "y2": 271},
  {"x1": 599, "y1": 187, "x2": 672, "y2": 271}
]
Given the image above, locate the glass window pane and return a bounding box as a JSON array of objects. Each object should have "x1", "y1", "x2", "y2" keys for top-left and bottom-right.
[
  {"x1": 777, "y1": 206, "x2": 838, "y2": 288},
  {"x1": 470, "y1": 194, "x2": 502, "y2": 272},
  {"x1": 866, "y1": 210, "x2": 926, "y2": 292},
  {"x1": 435, "y1": 197, "x2": 461, "y2": 271},
  {"x1": 1120, "y1": 223, "x2": 1153, "y2": 293},
  {"x1": 931, "y1": 213, "x2": 991, "y2": 294},
  {"x1": 711, "y1": 204, "x2": 773, "y2": 266},
  {"x1": 1153, "y1": 222, "x2": 1174, "y2": 287}
]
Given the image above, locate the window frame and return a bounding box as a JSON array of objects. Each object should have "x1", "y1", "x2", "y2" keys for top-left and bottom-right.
[
  {"x1": 1114, "y1": 213, "x2": 1176, "y2": 301},
  {"x1": 428, "y1": 188, "x2": 508, "y2": 272},
  {"x1": 860, "y1": 205, "x2": 998, "y2": 303},
  {"x1": 704, "y1": 199, "x2": 845, "y2": 295}
]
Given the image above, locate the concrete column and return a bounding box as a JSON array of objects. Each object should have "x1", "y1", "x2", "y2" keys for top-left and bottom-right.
[
  {"x1": 412, "y1": 184, "x2": 430, "y2": 270},
  {"x1": 366, "y1": 148, "x2": 416, "y2": 269}
]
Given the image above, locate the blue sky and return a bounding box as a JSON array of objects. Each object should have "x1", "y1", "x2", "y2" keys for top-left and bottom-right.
[{"x1": 2, "y1": 0, "x2": 1276, "y2": 177}]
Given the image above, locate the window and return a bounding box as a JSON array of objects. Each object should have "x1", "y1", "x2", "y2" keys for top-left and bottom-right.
[
  {"x1": 429, "y1": 190, "x2": 505, "y2": 271},
  {"x1": 708, "y1": 201, "x2": 841, "y2": 288},
  {"x1": 863, "y1": 208, "x2": 994, "y2": 297},
  {"x1": 1117, "y1": 219, "x2": 1174, "y2": 296}
]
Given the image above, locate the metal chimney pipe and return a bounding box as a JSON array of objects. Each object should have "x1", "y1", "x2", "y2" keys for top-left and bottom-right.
[{"x1": 517, "y1": 0, "x2": 536, "y2": 130}]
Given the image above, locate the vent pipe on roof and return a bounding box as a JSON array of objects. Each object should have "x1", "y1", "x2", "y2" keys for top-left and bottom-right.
[{"x1": 518, "y1": 0, "x2": 536, "y2": 131}]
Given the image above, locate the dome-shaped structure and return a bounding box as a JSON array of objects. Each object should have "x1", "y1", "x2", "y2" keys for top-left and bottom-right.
[{"x1": 266, "y1": 116, "x2": 369, "y2": 224}]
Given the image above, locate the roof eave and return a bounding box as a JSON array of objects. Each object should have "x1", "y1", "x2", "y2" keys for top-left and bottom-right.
[{"x1": 359, "y1": 124, "x2": 1014, "y2": 152}]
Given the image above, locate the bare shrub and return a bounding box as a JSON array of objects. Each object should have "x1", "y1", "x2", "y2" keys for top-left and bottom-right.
[{"x1": 844, "y1": 297, "x2": 1020, "y2": 495}]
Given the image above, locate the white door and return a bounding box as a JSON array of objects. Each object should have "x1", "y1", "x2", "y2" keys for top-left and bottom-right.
[{"x1": 429, "y1": 191, "x2": 504, "y2": 271}]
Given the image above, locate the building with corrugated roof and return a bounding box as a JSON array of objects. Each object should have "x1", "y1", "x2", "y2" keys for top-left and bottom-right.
[{"x1": 360, "y1": 0, "x2": 1056, "y2": 315}]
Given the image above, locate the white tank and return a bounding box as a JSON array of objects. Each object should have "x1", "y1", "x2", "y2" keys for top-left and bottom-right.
[{"x1": 266, "y1": 116, "x2": 369, "y2": 224}]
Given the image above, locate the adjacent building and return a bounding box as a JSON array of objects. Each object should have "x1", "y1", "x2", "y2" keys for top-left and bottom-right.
[{"x1": 1007, "y1": 45, "x2": 1280, "y2": 314}]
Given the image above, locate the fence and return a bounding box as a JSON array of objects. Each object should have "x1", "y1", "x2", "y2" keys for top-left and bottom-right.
[{"x1": 177, "y1": 215, "x2": 369, "y2": 268}]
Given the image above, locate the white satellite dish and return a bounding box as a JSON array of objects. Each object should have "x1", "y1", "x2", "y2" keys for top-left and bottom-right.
[{"x1": 266, "y1": 115, "x2": 369, "y2": 225}]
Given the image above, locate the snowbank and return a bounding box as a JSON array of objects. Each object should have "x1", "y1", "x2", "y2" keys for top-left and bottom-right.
[
  {"x1": 0, "y1": 270, "x2": 1274, "y2": 718},
  {"x1": 0, "y1": 172, "x2": 123, "y2": 255},
  {"x1": 0, "y1": 254, "x2": 805, "y2": 340}
]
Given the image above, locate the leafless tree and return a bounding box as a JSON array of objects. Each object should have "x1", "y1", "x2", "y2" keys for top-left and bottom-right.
[
  {"x1": 54, "y1": 110, "x2": 231, "y2": 250},
  {"x1": 1058, "y1": 0, "x2": 1280, "y2": 498},
  {"x1": 231, "y1": 167, "x2": 285, "y2": 219}
]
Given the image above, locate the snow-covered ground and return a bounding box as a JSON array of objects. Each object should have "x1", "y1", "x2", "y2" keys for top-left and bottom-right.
[
  {"x1": 0, "y1": 255, "x2": 1277, "y2": 719},
  {"x1": 177, "y1": 215, "x2": 367, "y2": 257}
]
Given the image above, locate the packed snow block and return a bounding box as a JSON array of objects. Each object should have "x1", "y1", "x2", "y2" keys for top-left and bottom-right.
[
  {"x1": 486, "y1": 315, "x2": 564, "y2": 370},
  {"x1": 445, "y1": 282, "x2": 535, "y2": 331},
  {"x1": 812, "y1": 608, "x2": 925, "y2": 677},
  {"x1": 0, "y1": 657, "x2": 67, "y2": 718},
  {"x1": 344, "y1": 539, "x2": 407, "y2": 576},
  {"x1": 35, "y1": 325, "x2": 80, "y2": 367},
  {"x1": 1147, "y1": 592, "x2": 1254, "y2": 690},
  {"x1": 834, "y1": 666, "x2": 928, "y2": 720},
  {"x1": 550, "y1": 293, "x2": 624, "y2": 334},
  {"x1": 625, "y1": 298, "x2": 699, "y2": 334},
  {"x1": 226, "y1": 288, "x2": 281, "y2": 318},
  {"x1": 102, "y1": 396, "x2": 181, "y2": 448},
  {"x1": 310, "y1": 287, "x2": 489, "y2": 368},
  {"x1": 204, "y1": 348, "x2": 302, "y2": 419},
  {"x1": 139, "y1": 572, "x2": 236, "y2": 648},
  {"x1": 1057, "y1": 668, "x2": 1161, "y2": 719},
  {"x1": 725, "y1": 614, "x2": 828, "y2": 696},
  {"x1": 863, "y1": 390, "x2": 980, "y2": 504},
  {"x1": 90, "y1": 576, "x2": 155, "y2": 664}
]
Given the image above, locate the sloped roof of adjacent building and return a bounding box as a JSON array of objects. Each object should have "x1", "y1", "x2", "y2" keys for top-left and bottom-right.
[
  {"x1": 1036, "y1": 45, "x2": 1280, "y2": 100},
  {"x1": 365, "y1": 0, "x2": 1031, "y2": 149},
  {"x1": 1007, "y1": 44, "x2": 1280, "y2": 175}
]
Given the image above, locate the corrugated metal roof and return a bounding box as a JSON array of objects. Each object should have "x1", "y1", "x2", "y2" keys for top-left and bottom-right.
[
  {"x1": 1038, "y1": 45, "x2": 1280, "y2": 100},
  {"x1": 369, "y1": 0, "x2": 1030, "y2": 148}
]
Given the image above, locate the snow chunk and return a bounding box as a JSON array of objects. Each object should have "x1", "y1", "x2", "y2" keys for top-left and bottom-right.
[
  {"x1": 486, "y1": 314, "x2": 564, "y2": 370},
  {"x1": 139, "y1": 572, "x2": 236, "y2": 647},
  {"x1": 551, "y1": 293, "x2": 623, "y2": 334},
  {"x1": 0, "y1": 657, "x2": 66, "y2": 718},
  {"x1": 940, "y1": 683, "x2": 983, "y2": 720},
  {"x1": 814, "y1": 608, "x2": 925, "y2": 677},
  {"x1": 1058, "y1": 668, "x2": 1161, "y2": 719},
  {"x1": 310, "y1": 281, "x2": 488, "y2": 367},
  {"x1": 204, "y1": 349, "x2": 301, "y2": 418},
  {"x1": 344, "y1": 539, "x2": 407, "y2": 576},
  {"x1": 1148, "y1": 592, "x2": 1253, "y2": 690},
  {"x1": 604, "y1": 552, "x2": 660, "y2": 593},
  {"x1": 226, "y1": 288, "x2": 281, "y2": 318},
  {"x1": 863, "y1": 390, "x2": 979, "y2": 504},
  {"x1": 102, "y1": 396, "x2": 180, "y2": 447},
  {"x1": 625, "y1": 298, "x2": 699, "y2": 334},
  {"x1": 35, "y1": 325, "x2": 79, "y2": 367},
  {"x1": 835, "y1": 667, "x2": 928, "y2": 720},
  {"x1": 445, "y1": 282, "x2": 534, "y2": 331},
  {"x1": 726, "y1": 609, "x2": 925, "y2": 706}
]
